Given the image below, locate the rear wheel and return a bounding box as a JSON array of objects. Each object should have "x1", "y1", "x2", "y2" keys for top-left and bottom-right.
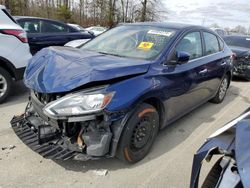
[
  {"x1": 116, "y1": 103, "x2": 159, "y2": 163},
  {"x1": 0, "y1": 67, "x2": 12, "y2": 103},
  {"x1": 210, "y1": 75, "x2": 229, "y2": 104}
]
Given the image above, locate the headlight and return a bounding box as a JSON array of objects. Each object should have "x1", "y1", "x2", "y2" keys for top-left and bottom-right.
[{"x1": 43, "y1": 90, "x2": 115, "y2": 118}]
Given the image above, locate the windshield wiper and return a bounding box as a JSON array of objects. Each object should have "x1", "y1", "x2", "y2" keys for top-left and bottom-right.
[{"x1": 98, "y1": 51, "x2": 125, "y2": 58}]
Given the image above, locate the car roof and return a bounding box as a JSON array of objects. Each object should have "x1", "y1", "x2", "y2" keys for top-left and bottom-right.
[
  {"x1": 121, "y1": 22, "x2": 208, "y2": 30},
  {"x1": 14, "y1": 16, "x2": 65, "y2": 23}
]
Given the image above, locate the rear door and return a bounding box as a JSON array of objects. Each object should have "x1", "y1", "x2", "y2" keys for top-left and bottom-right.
[{"x1": 200, "y1": 31, "x2": 226, "y2": 97}]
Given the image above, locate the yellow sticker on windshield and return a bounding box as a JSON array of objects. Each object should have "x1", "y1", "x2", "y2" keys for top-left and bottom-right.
[{"x1": 137, "y1": 42, "x2": 154, "y2": 50}]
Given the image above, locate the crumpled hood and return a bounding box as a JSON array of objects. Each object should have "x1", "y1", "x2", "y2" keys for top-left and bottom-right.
[{"x1": 24, "y1": 47, "x2": 151, "y2": 93}]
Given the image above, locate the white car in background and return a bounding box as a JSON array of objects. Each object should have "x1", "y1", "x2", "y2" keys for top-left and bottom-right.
[
  {"x1": 0, "y1": 5, "x2": 32, "y2": 103},
  {"x1": 85, "y1": 26, "x2": 107, "y2": 36}
]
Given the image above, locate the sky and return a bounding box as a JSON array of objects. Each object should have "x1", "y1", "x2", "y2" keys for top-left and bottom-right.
[{"x1": 163, "y1": 0, "x2": 250, "y2": 29}]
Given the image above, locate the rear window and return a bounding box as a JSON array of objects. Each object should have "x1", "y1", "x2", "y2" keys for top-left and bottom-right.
[
  {"x1": 203, "y1": 32, "x2": 220, "y2": 55},
  {"x1": 2, "y1": 9, "x2": 17, "y2": 24},
  {"x1": 224, "y1": 36, "x2": 250, "y2": 49}
]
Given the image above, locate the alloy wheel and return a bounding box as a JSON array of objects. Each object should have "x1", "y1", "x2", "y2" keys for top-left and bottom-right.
[
  {"x1": 219, "y1": 78, "x2": 228, "y2": 101},
  {"x1": 0, "y1": 74, "x2": 7, "y2": 97}
]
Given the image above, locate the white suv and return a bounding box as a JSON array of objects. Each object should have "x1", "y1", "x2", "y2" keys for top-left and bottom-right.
[{"x1": 0, "y1": 5, "x2": 31, "y2": 103}]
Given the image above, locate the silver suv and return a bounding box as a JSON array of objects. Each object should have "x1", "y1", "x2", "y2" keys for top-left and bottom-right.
[{"x1": 0, "y1": 5, "x2": 32, "y2": 103}]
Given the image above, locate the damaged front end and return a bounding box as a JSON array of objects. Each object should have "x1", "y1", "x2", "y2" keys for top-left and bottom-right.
[
  {"x1": 11, "y1": 46, "x2": 151, "y2": 161},
  {"x1": 233, "y1": 57, "x2": 250, "y2": 79},
  {"x1": 11, "y1": 88, "x2": 125, "y2": 161}
]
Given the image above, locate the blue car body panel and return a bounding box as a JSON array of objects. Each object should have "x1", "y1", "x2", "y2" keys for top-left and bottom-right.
[{"x1": 24, "y1": 47, "x2": 151, "y2": 93}]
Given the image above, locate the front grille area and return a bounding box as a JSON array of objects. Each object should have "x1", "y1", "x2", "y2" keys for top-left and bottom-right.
[
  {"x1": 34, "y1": 91, "x2": 63, "y2": 105},
  {"x1": 11, "y1": 115, "x2": 77, "y2": 160}
]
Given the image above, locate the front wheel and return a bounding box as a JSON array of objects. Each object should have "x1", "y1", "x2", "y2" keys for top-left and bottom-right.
[
  {"x1": 0, "y1": 67, "x2": 12, "y2": 103},
  {"x1": 210, "y1": 75, "x2": 229, "y2": 104},
  {"x1": 116, "y1": 103, "x2": 159, "y2": 163}
]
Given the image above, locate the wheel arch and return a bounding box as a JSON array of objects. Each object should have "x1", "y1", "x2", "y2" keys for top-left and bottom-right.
[
  {"x1": 110, "y1": 97, "x2": 165, "y2": 157},
  {"x1": 0, "y1": 56, "x2": 16, "y2": 80},
  {"x1": 143, "y1": 97, "x2": 165, "y2": 128}
]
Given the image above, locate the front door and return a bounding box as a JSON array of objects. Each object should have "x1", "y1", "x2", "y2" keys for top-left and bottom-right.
[{"x1": 161, "y1": 31, "x2": 211, "y2": 124}]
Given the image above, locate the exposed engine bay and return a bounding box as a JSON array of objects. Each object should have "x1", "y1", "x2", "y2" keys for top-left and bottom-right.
[{"x1": 11, "y1": 90, "x2": 125, "y2": 161}]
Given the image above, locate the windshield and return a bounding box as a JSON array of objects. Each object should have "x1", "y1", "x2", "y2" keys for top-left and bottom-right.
[
  {"x1": 81, "y1": 25, "x2": 176, "y2": 60},
  {"x1": 224, "y1": 36, "x2": 250, "y2": 49}
]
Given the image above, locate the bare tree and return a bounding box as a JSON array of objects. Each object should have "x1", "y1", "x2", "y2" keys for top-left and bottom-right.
[{"x1": 0, "y1": 0, "x2": 166, "y2": 27}]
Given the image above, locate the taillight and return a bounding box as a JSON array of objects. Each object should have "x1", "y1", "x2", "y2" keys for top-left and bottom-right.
[{"x1": 0, "y1": 29, "x2": 28, "y2": 43}]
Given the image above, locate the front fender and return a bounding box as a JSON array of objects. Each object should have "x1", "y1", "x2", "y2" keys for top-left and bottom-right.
[{"x1": 106, "y1": 74, "x2": 164, "y2": 112}]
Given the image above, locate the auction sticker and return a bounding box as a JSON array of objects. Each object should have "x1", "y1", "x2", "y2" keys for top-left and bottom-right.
[
  {"x1": 137, "y1": 42, "x2": 154, "y2": 50},
  {"x1": 148, "y1": 30, "x2": 173, "y2": 37}
]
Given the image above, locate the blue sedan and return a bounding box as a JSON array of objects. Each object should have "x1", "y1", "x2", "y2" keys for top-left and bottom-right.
[{"x1": 11, "y1": 22, "x2": 233, "y2": 163}]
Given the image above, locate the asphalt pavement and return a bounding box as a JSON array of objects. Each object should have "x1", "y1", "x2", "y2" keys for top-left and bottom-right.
[{"x1": 0, "y1": 79, "x2": 249, "y2": 188}]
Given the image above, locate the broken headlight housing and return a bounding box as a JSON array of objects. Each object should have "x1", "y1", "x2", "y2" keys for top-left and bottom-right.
[{"x1": 43, "y1": 89, "x2": 115, "y2": 118}]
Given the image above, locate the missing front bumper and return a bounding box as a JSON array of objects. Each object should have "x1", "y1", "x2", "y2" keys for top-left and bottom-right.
[{"x1": 10, "y1": 114, "x2": 112, "y2": 161}]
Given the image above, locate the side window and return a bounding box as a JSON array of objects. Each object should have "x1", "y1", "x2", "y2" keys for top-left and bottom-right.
[
  {"x1": 203, "y1": 32, "x2": 220, "y2": 55},
  {"x1": 41, "y1": 21, "x2": 69, "y2": 33},
  {"x1": 19, "y1": 20, "x2": 40, "y2": 33},
  {"x1": 176, "y1": 32, "x2": 202, "y2": 60}
]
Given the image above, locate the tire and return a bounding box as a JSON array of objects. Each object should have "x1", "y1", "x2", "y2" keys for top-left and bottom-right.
[
  {"x1": 210, "y1": 75, "x2": 229, "y2": 104},
  {"x1": 0, "y1": 67, "x2": 12, "y2": 103},
  {"x1": 202, "y1": 158, "x2": 223, "y2": 188},
  {"x1": 116, "y1": 103, "x2": 159, "y2": 163}
]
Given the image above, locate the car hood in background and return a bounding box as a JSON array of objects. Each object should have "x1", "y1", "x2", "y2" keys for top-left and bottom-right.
[
  {"x1": 64, "y1": 39, "x2": 90, "y2": 48},
  {"x1": 229, "y1": 45, "x2": 250, "y2": 57},
  {"x1": 24, "y1": 46, "x2": 151, "y2": 93}
]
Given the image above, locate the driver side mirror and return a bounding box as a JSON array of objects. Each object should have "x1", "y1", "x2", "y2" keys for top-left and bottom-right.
[
  {"x1": 166, "y1": 51, "x2": 190, "y2": 65},
  {"x1": 176, "y1": 51, "x2": 190, "y2": 64}
]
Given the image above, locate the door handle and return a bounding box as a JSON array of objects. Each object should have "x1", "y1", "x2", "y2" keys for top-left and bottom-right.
[
  {"x1": 221, "y1": 62, "x2": 227, "y2": 66},
  {"x1": 199, "y1": 68, "x2": 208, "y2": 74}
]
